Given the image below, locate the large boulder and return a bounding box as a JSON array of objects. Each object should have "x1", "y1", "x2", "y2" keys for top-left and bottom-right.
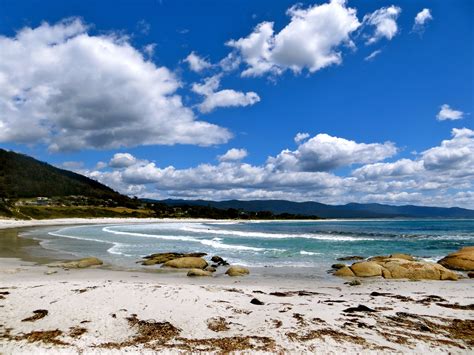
[
  {"x1": 350, "y1": 261, "x2": 384, "y2": 277},
  {"x1": 59, "y1": 257, "x2": 103, "y2": 269},
  {"x1": 334, "y1": 256, "x2": 459, "y2": 281},
  {"x1": 225, "y1": 266, "x2": 250, "y2": 277},
  {"x1": 142, "y1": 252, "x2": 207, "y2": 266},
  {"x1": 162, "y1": 257, "x2": 208, "y2": 269},
  {"x1": 334, "y1": 266, "x2": 355, "y2": 277},
  {"x1": 438, "y1": 246, "x2": 474, "y2": 271},
  {"x1": 187, "y1": 269, "x2": 213, "y2": 277},
  {"x1": 379, "y1": 259, "x2": 458, "y2": 281}
]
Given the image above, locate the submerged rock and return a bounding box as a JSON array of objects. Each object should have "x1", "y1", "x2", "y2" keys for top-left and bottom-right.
[
  {"x1": 225, "y1": 266, "x2": 250, "y2": 277},
  {"x1": 331, "y1": 263, "x2": 346, "y2": 270},
  {"x1": 162, "y1": 257, "x2": 208, "y2": 269},
  {"x1": 337, "y1": 256, "x2": 365, "y2": 261},
  {"x1": 187, "y1": 269, "x2": 213, "y2": 277},
  {"x1": 438, "y1": 246, "x2": 474, "y2": 271},
  {"x1": 211, "y1": 255, "x2": 229, "y2": 266}
]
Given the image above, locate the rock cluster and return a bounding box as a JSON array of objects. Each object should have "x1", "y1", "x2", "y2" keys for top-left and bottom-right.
[
  {"x1": 334, "y1": 254, "x2": 458, "y2": 281},
  {"x1": 139, "y1": 252, "x2": 249, "y2": 277}
]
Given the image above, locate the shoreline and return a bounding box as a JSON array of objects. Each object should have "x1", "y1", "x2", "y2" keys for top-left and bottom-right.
[{"x1": 1, "y1": 218, "x2": 473, "y2": 353}]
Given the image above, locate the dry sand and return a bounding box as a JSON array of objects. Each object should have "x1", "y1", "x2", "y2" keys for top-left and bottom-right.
[{"x1": 0, "y1": 218, "x2": 473, "y2": 354}]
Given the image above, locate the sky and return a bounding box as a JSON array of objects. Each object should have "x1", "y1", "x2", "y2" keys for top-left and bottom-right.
[{"x1": 0, "y1": 0, "x2": 473, "y2": 208}]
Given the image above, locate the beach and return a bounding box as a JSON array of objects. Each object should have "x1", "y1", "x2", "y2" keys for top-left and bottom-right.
[{"x1": 0, "y1": 218, "x2": 473, "y2": 354}]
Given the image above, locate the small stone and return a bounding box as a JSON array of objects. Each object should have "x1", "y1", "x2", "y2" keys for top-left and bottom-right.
[
  {"x1": 250, "y1": 298, "x2": 265, "y2": 305},
  {"x1": 345, "y1": 279, "x2": 362, "y2": 286}
]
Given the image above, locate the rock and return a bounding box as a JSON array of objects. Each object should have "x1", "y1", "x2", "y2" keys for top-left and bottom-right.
[
  {"x1": 337, "y1": 256, "x2": 365, "y2": 261},
  {"x1": 58, "y1": 257, "x2": 103, "y2": 269},
  {"x1": 350, "y1": 261, "x2": 384, "y2": 277},
  {"x1": 142, "y1": 252, "x2": 207, "y2": 266},
  {"x1": 250, "y1": 298, "x2": 264, "y2": 305},
  {"x1": 211, "y1": 256, "x2": 228, "y2": 265},
  {"x1": 205, "y1": 266, "x2": 217, "y2": 273},
  {"x1": 438, "y1": 246, "x2": 474, "y2": 271},
  {"x1": 379, "y1": 259, "x2": 458, "y2": 280},
  {"x1": 390, "y1": 253, "x2": 415, "y2": 261},
  {"x1": 331, "y1": 263, "x2": 346, "y2": 270},
  {"x1": 368, "y1": 253, "x2": 415, "y2": 262},
  {"x1": 44, "y1": 270, "x2": 57, "y2": 275},
  {"x1": 334, "y1": 266, "x2": 355, "y2": 277},
  {"x1": 343, "y1": 305, "x2": 377, "y2": 313},
  {"x1": 225, "y1": 266, "x2": 250, "y2": 277},
  {"x1": 187, "y1": 269, "x2": 213, "y2": 277},
  {"x1": 468, "y1": 272, "x2": 474, "y2": 279},
  {"x1": 162, "y1": 257, "x2": 208, "y2": 269},
  {"x1": 346, "y1": 279, "x2": 361, "y2": 286},
  {"x1": 335, "y1": 256, "x2": 459, "y2": 281}
]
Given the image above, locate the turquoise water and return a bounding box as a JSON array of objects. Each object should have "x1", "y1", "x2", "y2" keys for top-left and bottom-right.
[{"x1": 25, "y1": 220, "x2": 474, "y2": 274}]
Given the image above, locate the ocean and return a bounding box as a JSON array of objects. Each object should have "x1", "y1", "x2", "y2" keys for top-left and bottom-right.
[{"x1": 23, "y1": 219, "x2": 474, "y2": 278}]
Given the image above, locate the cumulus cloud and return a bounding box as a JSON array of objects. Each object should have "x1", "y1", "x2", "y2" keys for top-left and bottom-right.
[
  {"x1": 218, "y1": 148, "x2": 248, "y2": 162},
  {"x1": 227, "y1": 0, "x2": 360, "y2": 77},
  {"x1": 267, "y1": 133, "x2": 397, "y2": 172},
  {"x1": 184, "y1": 51, "x2": 212, "y2": 72},
  {"x1": 0, "y1": 18, "x2": 231, "y2": 151},
  {"x1": 192, "y1": 75, "x2": 260, "y2": 113},
  {"x1": 363, "y1": 6, "x2": 401, "y2": 45},
  {"x1": 352, "y1": 159, "x2": 423, "y2": 180},
  {"x1": 436, "y1": 104, "x2": 464, "y2": 121},
  {"x1": 85, "y1": 129, "x2": 474, "y2": 208},
  {"x1": 413, "y1": 8, "x2": 432, "y2": 32},
  {"x1": 422, "y1": 128, "x2": 474, "y2": 171},
  {"x1": 109, "y1": 153, "x2": 138, "y2": 168},
  {"x1": 294, "y1": 132, "x2": 310, "y2": 143}
]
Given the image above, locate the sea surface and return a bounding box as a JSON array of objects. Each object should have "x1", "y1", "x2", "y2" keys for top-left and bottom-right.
[{"x1": 22, "y1": 219, "x2": 474, "y2": 278}]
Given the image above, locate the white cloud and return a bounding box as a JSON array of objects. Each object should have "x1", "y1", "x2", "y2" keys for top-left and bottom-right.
[
  {"x1": 294, "y1": 132, "x2": 310, "y2": 143},
  {"x1": 364, "y1": 49, "x2": 382, "y2": 61},
  {"x1": 143, "y1": 43, "x2": 156, "y2": 58},
  {"x1": 436, "y1": 104, "x2": 464, "y2": 121},
  {"x1": 267, "y1": 133, "x2": 397, "y2": 172},
  {"x1": 227, "y1": 0, "x2": 360, "y2": 77},
  {"x1": 184, "y1": 51, "x2": 212, "y2": 72},
  {"x1": 353, "y1": 159, "x2": 423, "y2": 180},
  {"x1": 363, "y1": 6, "x2": 401, "y2": 45},
  {"x1": 109, "y1": 153, "x2": 138, "y2": 168},
  {"x1": 422, "y1": 128, "x2": 474, "y2": 171},
  {"x1": 0, "y1": 18, "x2": 231, "y2": 151},
  {"x1": 86, "y1": 130, "x2": 474, "y2": 209},
  {"x1": 413, "y1": 8, "x2": 433, "y2": 31},
  {"x1": 218, "y1": 148, "x2": 248, "y2": 162},
  {"x1": 192, "y1": 75, "x2": 260, "y2": 113}
]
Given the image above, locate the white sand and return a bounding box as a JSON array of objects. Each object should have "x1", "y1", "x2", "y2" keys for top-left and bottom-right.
[
  {"x1": 0, "y1": 217, "x2": 224, "y2": 230},
  {"x1": 0, "y1": 257, "x2": 473, "y2": 354},
  {"x1": 0, "y1": 218, "x2": 473, "y2": 353}
]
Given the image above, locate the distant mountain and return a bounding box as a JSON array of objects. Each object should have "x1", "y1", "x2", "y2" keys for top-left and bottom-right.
[
  {"x1": 0, "y1": 148, "x2": 124, "y2": 201},
  {"x1": 152, "y1": 199, "x2": 474, "y2": 219}
]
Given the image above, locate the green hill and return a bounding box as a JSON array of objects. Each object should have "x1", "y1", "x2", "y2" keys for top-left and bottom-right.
[{"x1": 0, "y1": 148, "x2": 122, "y2": 200}]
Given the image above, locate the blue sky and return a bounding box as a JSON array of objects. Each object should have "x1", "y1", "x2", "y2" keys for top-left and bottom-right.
[{"x1": 0, "y1": 0, "x2": 473, "y2": 207}]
